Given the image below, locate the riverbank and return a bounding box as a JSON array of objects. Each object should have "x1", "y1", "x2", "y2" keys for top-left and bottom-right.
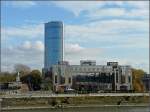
[{"x1": 1, "y1": 95, "x2": 149, "y2": 110}]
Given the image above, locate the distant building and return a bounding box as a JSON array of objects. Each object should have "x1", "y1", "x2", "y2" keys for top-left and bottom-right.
[
  {"x1": 142, "y1": 74, "x2": 150, "y2": 92},
  {"x1": 44, "y1": 21, "x2": 63, "y2": 71},
  {"x1": 42, "y1": 21, "x2": 133, "y2": 93},
  {"x1": 80, "y1": 60, "x2": 96, "y2": 66},
  {"x1": 51, "y1": 61, "x2": 133, "y2": 92}
]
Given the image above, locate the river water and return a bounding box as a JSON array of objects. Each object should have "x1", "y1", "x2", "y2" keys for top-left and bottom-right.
[{"x1": 3, "y1": 106, "x2": 150, "y2": 112}]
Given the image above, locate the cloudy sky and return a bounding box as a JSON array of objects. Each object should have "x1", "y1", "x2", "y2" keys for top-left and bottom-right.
[{"x1": 1, "y1": 1, "x2": 149, "y2": 73}]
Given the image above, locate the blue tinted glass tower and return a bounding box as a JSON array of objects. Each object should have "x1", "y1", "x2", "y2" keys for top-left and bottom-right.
[{"x1": 44, "y1": 21, "x2": 63, "y2": 70}]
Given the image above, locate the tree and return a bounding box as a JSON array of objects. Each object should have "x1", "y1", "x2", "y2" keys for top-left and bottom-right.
[
  {"x1": 31, "y1": 70, "x2": 42, "y2": 88},
  {"x1": 21, "y1": 69, "x2": 42, "y2": 90},
  {"x1": 132, "y1": 68, "x2": 145, "y2": 92},
  {"x1": 14, "y1": 64, "x2": 31, "y2": 76}
]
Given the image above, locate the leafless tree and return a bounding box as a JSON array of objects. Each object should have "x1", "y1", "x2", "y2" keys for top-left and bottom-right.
[{"x1": 14, "y1": 64, "x2": 31, "y2": 76}]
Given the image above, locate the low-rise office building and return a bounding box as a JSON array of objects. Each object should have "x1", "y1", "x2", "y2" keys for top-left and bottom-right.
[{"x1": 51, "y1": 60, "x2": 133, "y2": 92}]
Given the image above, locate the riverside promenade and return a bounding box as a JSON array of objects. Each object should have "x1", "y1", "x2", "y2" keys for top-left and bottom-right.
[
  {"x1": 0, "y1": 92, "x2": 149, "y2": 99},
  {"x1": 0, "y1": 92, "x2": 149, "y2": 111}
]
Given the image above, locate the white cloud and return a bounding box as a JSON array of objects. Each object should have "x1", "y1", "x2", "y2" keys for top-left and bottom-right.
[
  {"x1": 64, "y1": 43, "x2": 103, "y2": 64},
  {"x1": 52, "y1": 1, "x2": 110, "y2": 16},
  {"x1": 112, "y1": 58, "x2": 149, "y2": 73},
  {"x1": 22, "y1": 41, "x2": 32, "y2": 49},
  {"x1": 52, "y1": 1, "x2": 149, "y2": 19},
  {"x1": 92, "y1": 8, "x2": 125, "y2": 17},
  {"x1": 2, "y1": 39, "x2": 149, "y2": 72},
  {"x1": 65, "y1": 43, "x2": 84, "y2": 54},
  {"x1": 2, "y1": 42, "x2": 103, "y2": 72},
  {"x1": 2, "y1": 1, "x2": 149, "y2": 72},
  {"x1": 86, "y1": 7, "x2": 149, "y2": 20},
  {"x1": 34, "y1": 41, "x2": 44, "y2": 52},
  {"x1": 19, "y1": 40, "x2": 44, "y2": 52},
  {"x1": 2, "y1": 19, "x2": 148, "y2": 72},
  {"x1": 65, "y1": 19, "x2": 149, "y2": 49},
  {"x1": 126, "y1": 1, "x2": 149, "y2": 10},
  {"x1": 2, "y1": 24, "x2": 43, "y2": 39},
  {"x1": 1, "y1": 40, "x2": 44, "y2": 72},
  {"x1": 11, "y1": 1, "x2": 36, "y2": 8},
  {"x1": 64, "y1": 19, "x2": 149, "y2": 73},
  {"x1": 64, "y1": 44, "x2": 149, "y2": 72},
  {"x1": 51, "y1": 1, "x2": 129, "y2": 17}
]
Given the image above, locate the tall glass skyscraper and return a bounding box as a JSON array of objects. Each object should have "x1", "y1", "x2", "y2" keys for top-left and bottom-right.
[{"x1": 44, "y1": 21, "x2": 63, "y2": 69}]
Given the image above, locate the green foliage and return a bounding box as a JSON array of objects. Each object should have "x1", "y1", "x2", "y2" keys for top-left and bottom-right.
[
  {"x1": 30, "y1": 70, "x2": 42, "y2": 86},
  {"x1": 20, "y1": 69, "x2": 42, "y2": 90},
  {"x1": 0, "y1": 72, "x2": 16, "y2": 83}
]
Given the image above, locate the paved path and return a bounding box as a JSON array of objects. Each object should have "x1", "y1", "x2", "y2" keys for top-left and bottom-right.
[
  {"x1": 2, "y1": 104, "x2": 149, "y2": 111},
  {"x1": 0, "y1": 93, "x2": 149, "y2": 99}
]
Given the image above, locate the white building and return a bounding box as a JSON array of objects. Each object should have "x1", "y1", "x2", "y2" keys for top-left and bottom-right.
[{"x1": 51, "y1": 60, "x2": 133, "y2": 92}]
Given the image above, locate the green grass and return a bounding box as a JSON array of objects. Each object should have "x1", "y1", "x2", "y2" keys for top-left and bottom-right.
[{"x1": 2, "y1": 96, "x2": 149, "y2": 108}]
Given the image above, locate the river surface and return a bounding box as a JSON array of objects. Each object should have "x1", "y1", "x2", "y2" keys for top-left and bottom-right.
[{"x1": 3, "y1": 106, "x2": 150, "y2": 112}]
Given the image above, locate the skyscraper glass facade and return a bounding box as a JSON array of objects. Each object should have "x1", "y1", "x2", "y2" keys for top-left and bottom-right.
[{"x1": 44, "y1": 21, "x2": 63, "y2": 69}]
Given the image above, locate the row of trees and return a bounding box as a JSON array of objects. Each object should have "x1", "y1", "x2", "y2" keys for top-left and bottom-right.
[
  {"x1": 0, "y1": 64, "x2": 147, "y2": 92},
  {"x1": 0, "y1": 64, "x2": 42, "y2": 91},
  {"x1": 0, "y1": 72, "x2": 16, "y2": 83}
]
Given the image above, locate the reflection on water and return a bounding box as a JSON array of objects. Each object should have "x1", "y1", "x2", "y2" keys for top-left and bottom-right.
[{"x1": 3, "y1": 106, "x2": 150, "y2": 112}]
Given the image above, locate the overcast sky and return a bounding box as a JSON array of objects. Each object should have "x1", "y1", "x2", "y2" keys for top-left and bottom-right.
[{"x1": 1, "y1": 1, "x2": 149, "y2": 73}]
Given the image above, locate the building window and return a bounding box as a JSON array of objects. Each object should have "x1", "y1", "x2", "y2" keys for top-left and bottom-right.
[
  {"x1": 128, "y1": 76, "x2": 131, "y2": 83},
  {"x1": 69, "y1": 77, "x2": 71, "y2": 84},
  {"x1": 121, "y1": 75, "x2": 125, "y2": 84},
  {"x1": 116, "y1": 72, "x2": 118, "y2": 83},
  {"x1": 55, "y1": 75, "x2": 57, "y2": 83},
  {"x1": 60, "y1": 76, "x2": 65, "y2": 84}
]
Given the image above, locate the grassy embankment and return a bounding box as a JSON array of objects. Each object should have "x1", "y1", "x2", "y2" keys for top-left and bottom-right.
[{"x1": 2, "y1": 95, "x2": 149, "y2": 108}]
